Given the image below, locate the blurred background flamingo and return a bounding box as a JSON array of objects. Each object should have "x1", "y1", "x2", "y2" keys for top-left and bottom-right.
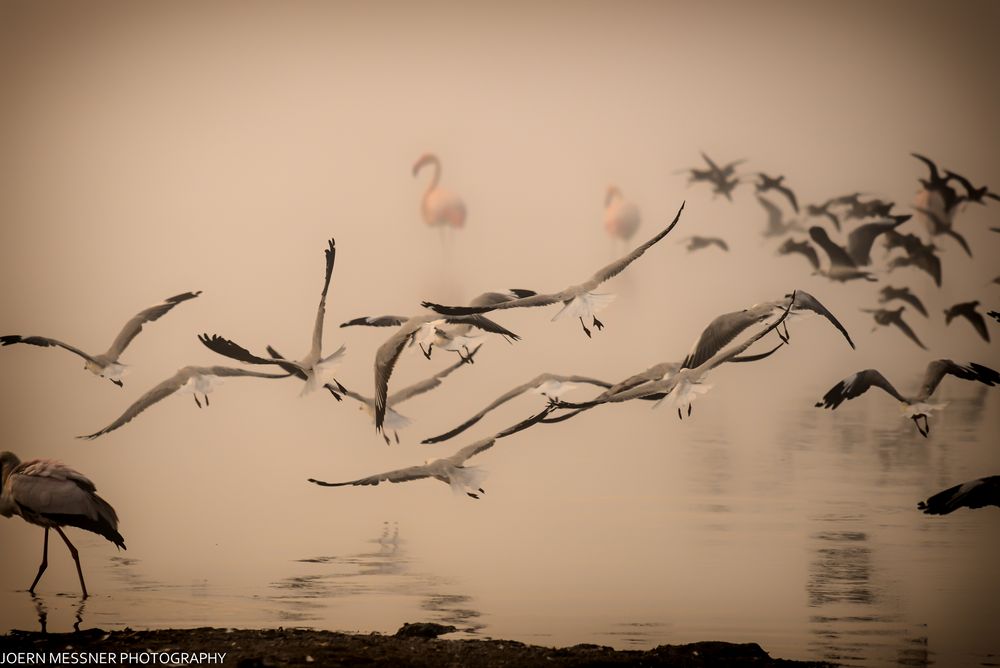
[
  {"x1": 603, "y1": 185, "x2": 641, "y2": 245},
  {"x1": 413, "y1": 152, "x2": 467, "y2": 232}
]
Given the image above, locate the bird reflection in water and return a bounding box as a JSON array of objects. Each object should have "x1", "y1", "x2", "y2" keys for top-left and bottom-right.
[
  {"x1": 30, "y1": 593, "x2": 85, "y2": 633},
  {"x1": 273, "y1": 522, "x2": 484, "y2": 635},
  {"x1": 806, "y1": 521, "x2": 930, "y2": 666}
]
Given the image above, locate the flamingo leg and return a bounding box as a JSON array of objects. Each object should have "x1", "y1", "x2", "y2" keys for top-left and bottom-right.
[
  {"x1": 54, "y1": 526, "x2": 88, "y2": 599},
  {"x1": 28, "y1": 528, "x2": 50, "y2": 593},
  {"x1": 579, "y1": 317, "x2": 592, "y2": 338}
]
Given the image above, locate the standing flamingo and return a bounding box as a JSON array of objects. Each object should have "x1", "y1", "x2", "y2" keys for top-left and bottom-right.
[
  {"x1": 603, "y1": 186, "x2": 641, "y2": 242},
  {"x1": 413, "y1": 153, "x2": 467, "y2": 229}
]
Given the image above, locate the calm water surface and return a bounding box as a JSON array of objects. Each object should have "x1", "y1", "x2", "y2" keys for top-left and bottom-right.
[{"x1": 2, "y1": 379, "x2": 997, "y2": 668}]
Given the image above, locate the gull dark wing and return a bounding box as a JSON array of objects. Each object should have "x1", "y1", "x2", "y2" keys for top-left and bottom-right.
[
  {"x1": 769, "y1": 182, "x2": 798, "y2": 213},
  {"x1": 793, "y1": 290, "x2": 855, "y2": 349},
  {"x1": 890, "y1": 313, "x2": 927, "y2": 350},
  {"x1": 373, "y1": 330, "x2": 412, "y2": 432},
  {"x1": 591, "y1": 200, "x2": 686, "y2": 283},
  {"x1": 340, "y1": 315, "x2": 410, "y2": 328},
  {"x1": 1, "y1": 335, "x2": 100, "y2": 365},
  {"x1": 448, "y1": 405, "x2": 558, "y2": 464},
  {"x1": 815, "y1": 369, "x2": 906, "y2": 410},
  {"x1": 421, "y1": 373, "x2": 610, "y2": 444},
  {"x1": 199, "y1": 334, "x2": 291, "y2": 367},
  {"x1": 104, "y1": 291, "x2": 202, "y2": 360},
  {"x1": 846, "y1": 217, "x2": 909, "y2": 266},
  {"x1": 682, "y1": 308, "x2": 770, "y2": 370},
  {"x1": 917, "y1": 360, "x2": 1000, "y2": 400},
  {"x1": 309, "y1": 239, "x2": 337, "y2": 361},
  {"x1": 308, "y1": 465, "x2": 433, "y2": 488},
  {"x1": 387, "y1": 344, "x2": 482, "y2": 405},
  {"x1": 445, "y1": 314, "x2": 521, "y2": 341},
  {"x1": 918, "y1": 476, "x2": 1000, "y2": 515},
  {"x1": 777, "y1": 239, "x2": 820, "y2": 271},
  {"x1": 809, "y1": 226, "x2": 855, "y2": 268},
  {"x1": 78, "y1": 371, "x2": 191, "y2": 439}
]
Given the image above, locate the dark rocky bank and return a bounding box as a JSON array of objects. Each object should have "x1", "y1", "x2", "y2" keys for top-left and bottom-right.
[{"x1": 0, "y1": 624, "x2": 837, "y2": 667}]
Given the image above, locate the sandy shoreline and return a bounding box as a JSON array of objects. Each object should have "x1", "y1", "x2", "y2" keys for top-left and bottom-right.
[{"x1": 1, "y1": 625, "x2": 836, "y2": 667}]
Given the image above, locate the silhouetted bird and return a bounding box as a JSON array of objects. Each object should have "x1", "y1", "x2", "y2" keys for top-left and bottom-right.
[
  {"x1": 805, "y1": 199, "x2": 841, "y2": 232},
  {"x1": 944, "y1": 301, "x2": 990, "y2": 342},
  {"x1": 912, "y1": 153, "x2": 961, "y2": 212},
  {"x1": 944, "y1": 170, "x2": 999, "y2": 206},
  {"x1": 919, "y1": 476, "x2": 1000, "y2": 514},
  {"x1": 682, "y1": 153, "x2": 744, "y2": 201},
  {"x1": 879, "y1": 286, "x2": 928, "y2": 317},
  {"x1": 758, "y1": 196, "x2": 802, "y2": 238},
  {"x1": 811, "y1": 217, "x2": 907, "y2": 266},
  {"x1": 816, "y1": 360, "x2": 1000, "y2": 437},
  {"x1": 913, "y1": 206, "x2": 971, "y2": 257},
  {"x1": 856, "y1": 198, "x2": 896, "y2": 219},
  {"x1": 883, "y1": 231, "x2": 942, "y2": 287},
  {"x1": 683, "y1": 235, "x2": 729, "y2": 252},
  {"x1": 776, "y1": 238, "x2": 820, "y2": 271},
  {"x1": 861, "y1": 306, "x2": 927, "y2": 349},
  {"x1": 754, "y1": 173, "x2": 798, "y2": 212}
]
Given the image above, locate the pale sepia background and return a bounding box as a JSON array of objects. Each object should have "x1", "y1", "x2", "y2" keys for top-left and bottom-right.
[{"x1": 1, "y1": 1, "x2": 998, "y2": 666}]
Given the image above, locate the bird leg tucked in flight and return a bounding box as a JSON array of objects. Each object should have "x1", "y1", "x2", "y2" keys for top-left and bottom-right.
[
  {"x1": 912, "y1": 414, "x2": 930, "y2": 437},
  {"x1": 419, "y1": 343, "x2": 433, "y2": 360},
  {"x1": 194, "y1": 395, "x2": 202, "y2": 409},
  {"x1": 593, "y1": 316, "x2": 605, "y2": 332},
  {"x1": 579, "y1": 317, "x2": 592, "y2": 338},
  {"x1": 457, "y1": 346, "x2": 475, "y2": 364},
  {"x1": 110, "y1": 378, "x2": 123, "y2": 388}
]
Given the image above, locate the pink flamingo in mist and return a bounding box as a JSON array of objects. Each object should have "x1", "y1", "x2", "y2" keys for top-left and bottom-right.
[
  {"x1": 603, "y1": 186, "x2": 641, "y2": 243},
  {"x1": 413, "y1": 153, "x2": 467, "y2": 230}
]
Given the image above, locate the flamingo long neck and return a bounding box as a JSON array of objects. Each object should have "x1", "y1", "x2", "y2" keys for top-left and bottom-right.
[{"x1": 420, "y1": 156, "x2": 442, "y2": 192}]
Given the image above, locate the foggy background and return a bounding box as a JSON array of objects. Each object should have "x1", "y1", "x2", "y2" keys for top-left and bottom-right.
[{"x1": 1, "y1": 1, "x2": 998, "y2": 665}]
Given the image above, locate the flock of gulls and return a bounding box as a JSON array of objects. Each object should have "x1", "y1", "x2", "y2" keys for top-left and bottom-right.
[{"x1": 2, "y1": 150, "x2": 999, "y2": 599}]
